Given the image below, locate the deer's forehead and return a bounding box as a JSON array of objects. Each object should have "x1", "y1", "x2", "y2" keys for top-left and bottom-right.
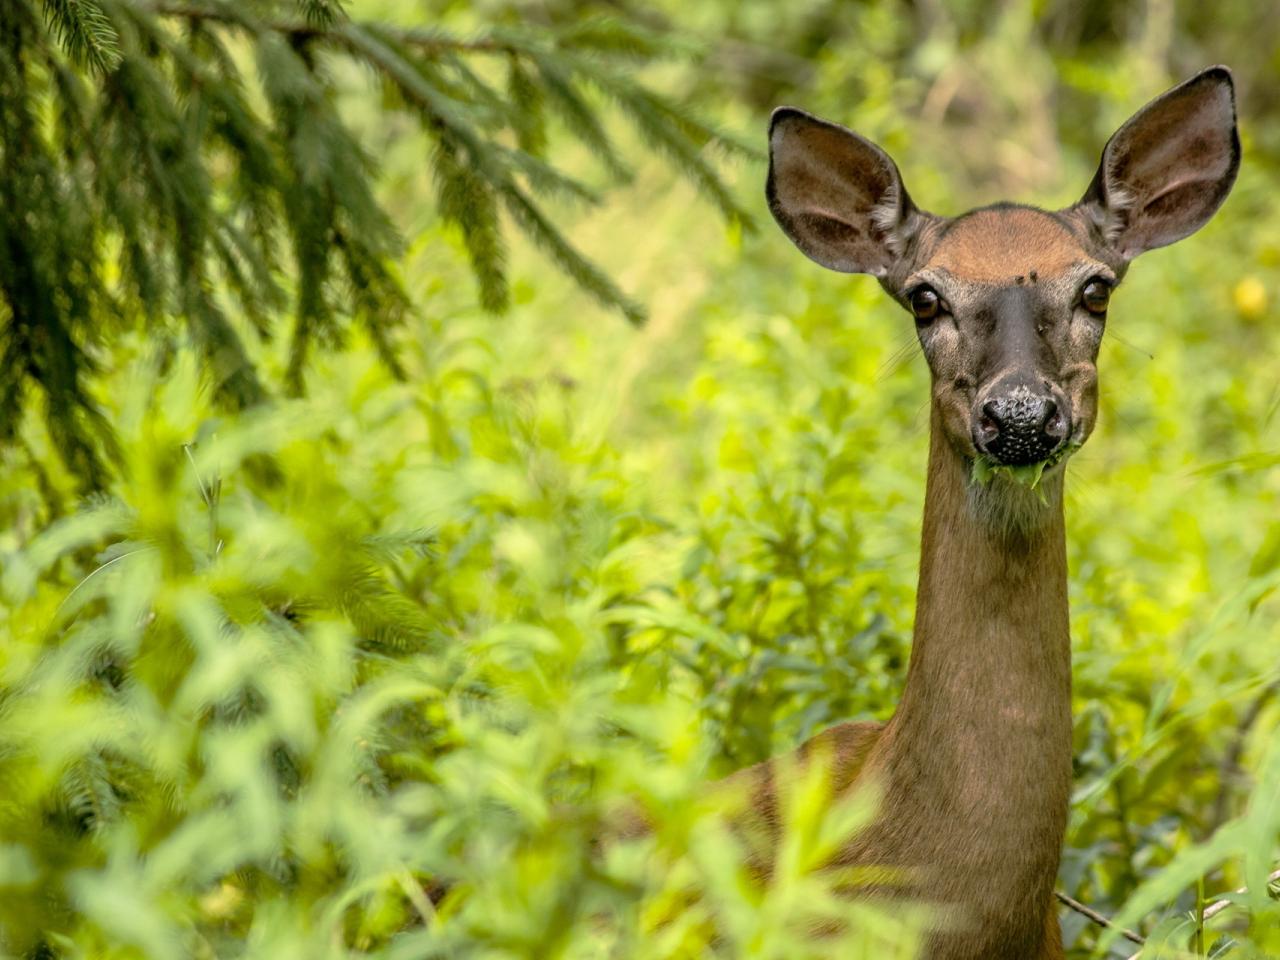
[{"x1": 922, "y1": 207, "x2": 1089, "y2": 283}]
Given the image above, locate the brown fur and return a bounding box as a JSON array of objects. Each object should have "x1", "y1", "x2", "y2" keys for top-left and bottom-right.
[
  {"x1": 720, "y1": 720, "x2": 884, "y2": 831},
  {"x1": 929, "y1": 208, "x2": 1083, "y2": 283}
]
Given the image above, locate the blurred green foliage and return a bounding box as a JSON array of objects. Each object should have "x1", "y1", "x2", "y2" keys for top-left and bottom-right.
[
  {"x1": 3, "y1": 0, "x2": 1280, "y2": 957},
  {"x1": 0, "y1": 0, "x2": 751, "y2": 487}
]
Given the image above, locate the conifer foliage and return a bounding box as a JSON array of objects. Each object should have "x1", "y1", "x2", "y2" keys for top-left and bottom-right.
[{"x1": 1, "y1": 0, "x2": 752, "y2": 487}]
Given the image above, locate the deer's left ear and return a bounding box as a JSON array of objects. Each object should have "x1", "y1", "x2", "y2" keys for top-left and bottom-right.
[
  {"x1": 766, "y1": 108, "x2": 929, "y2": 276},
  {"x1": 1078, "y1": 66, "x2": 1240, "y2": 260}
]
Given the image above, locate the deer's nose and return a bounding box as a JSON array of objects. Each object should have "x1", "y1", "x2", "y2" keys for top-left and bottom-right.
[{"x1": 974, "y1": 382, "x2": 1069, "y2": 466}]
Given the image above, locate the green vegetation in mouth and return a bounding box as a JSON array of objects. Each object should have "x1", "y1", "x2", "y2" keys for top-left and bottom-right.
[{"x1": 970, "y1": 441, "x2": 1081, "y2": 492}]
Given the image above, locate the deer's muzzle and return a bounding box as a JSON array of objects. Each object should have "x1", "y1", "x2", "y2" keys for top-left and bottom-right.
[{"x1": 973, "y1": 377, "x2": 1070, "y2": 466}]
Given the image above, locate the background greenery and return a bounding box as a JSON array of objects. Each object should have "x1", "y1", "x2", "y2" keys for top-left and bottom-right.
[{"x1": 2, "y1": 0, "x2": 1279, "y2": 957}]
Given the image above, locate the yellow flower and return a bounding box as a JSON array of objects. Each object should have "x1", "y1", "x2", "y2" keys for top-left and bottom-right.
[{"x1": 1233, "y1": 276, "x2": 1268, "y2": 320}]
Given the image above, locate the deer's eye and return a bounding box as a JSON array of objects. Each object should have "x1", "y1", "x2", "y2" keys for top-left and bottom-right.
[
  {"x1": 910, "y1": 286, "x2": 941, "y2": 323},
  {"x1": 1081, "y1": 278, "x2": 1112, "y2": 315}
]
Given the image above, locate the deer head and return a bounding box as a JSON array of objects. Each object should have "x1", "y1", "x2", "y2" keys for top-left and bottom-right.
[{"x1": 766, "y1": 67, "x2": 1240, "y2": 529}]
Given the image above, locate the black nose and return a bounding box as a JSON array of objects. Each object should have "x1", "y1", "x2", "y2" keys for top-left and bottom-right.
[{"x1": 975, "y1": 386, "x2": 1069, "y2": 466}]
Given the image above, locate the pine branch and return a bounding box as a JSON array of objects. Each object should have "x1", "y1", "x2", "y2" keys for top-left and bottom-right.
[
  {"x1": 40, "y1": 0, "x2": 122, "y2": 72},
  {"x1": 295, "y1": 0, "x2": 345, "y2": 29},
  {"x1": 149, "y1": 2, "x2": 751, "y2": 228},
  {"x1": 555, "y1": 16, "x2": 686, "y2": 60},
  {"x1": 0, "y1": 10, "x2": 114, "y2": 488},
  {"x1": 5, "y1": 0, "x2": 752, "y2": 485},
  {"x1": 528, "y1": 51, "x2": 630, "y2": 180},
  {"x1": 333, "y1": 225, "x2": 409, "y2": 379},
  {"x1": 506, "y1": 56, "x2": 547, "y2": 156},
  {"x1": 574, "y1": 59, "x2": 757, "y2": 227},
  {"x1": 146, "y1": 4, "x2": 521, "y2": 54},
  {"x1": 432, "y1": 133, "x2": 509, "y2": 313},
  {"x1": 499, "y1": 185, "x2": 646, "y2": 325},
  {"x1": 338, "y1": 22, "x2": 644, "y2": 321}
]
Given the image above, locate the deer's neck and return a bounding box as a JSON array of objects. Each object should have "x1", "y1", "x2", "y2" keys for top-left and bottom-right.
[{"x1": 876, "y1": 411, "x2": 1073, "y2": 951}]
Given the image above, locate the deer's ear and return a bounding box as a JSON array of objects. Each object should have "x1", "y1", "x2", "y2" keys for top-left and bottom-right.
[
  {"x1": 766, "y1": 108, "x2": 926, "y2": 276},
  {"x1": 1079, "y1": 67, "x2": 1240, "y2": 260}
]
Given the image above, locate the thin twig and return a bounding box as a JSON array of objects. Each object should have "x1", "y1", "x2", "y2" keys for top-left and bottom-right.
[
  {"x1": 51, "y1": 548, "x2": 152, "y2": 621},
  {"x1": 146, "y1": 3, "x2": 521, "y2": 55},
  {"x1": 1122, "y1": 868, "x2": 1280, "y2": 959},
  {"x1": 1202, "y1": 867, "x2": 1280, "y2": 922},
  {"x1": 1055, "y1": 890, "x2": 1145, "y2": 946}
]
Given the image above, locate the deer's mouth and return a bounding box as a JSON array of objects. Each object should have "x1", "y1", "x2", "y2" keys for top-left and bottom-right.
[{"x1": 969, "y1": 438, "x2": 1081, "y2": 492}]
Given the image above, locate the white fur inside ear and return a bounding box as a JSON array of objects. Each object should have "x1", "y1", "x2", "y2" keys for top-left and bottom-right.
[
  {"x1": 1083, "y1": 70, "x2": 1239, "y2": 258},
  {"x1": 870, "y1": 184, "x2": 907, "y2": 257},
  {"x1": 1092, "y1": 179, "x2": 1135, "y2": 247}
]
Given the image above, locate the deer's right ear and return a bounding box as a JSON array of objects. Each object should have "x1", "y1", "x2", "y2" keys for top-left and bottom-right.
[
  {"x1": 1078, "y1": 67, "x2": 1241, "y2": 260},
  {"x1": 766, "y1": 108, "x2": 924, "y2": 276}
]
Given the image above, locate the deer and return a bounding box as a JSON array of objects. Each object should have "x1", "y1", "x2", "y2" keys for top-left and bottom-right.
[{"x1": 714, "y1": 67, "x2": 1241, "y2": 959}]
